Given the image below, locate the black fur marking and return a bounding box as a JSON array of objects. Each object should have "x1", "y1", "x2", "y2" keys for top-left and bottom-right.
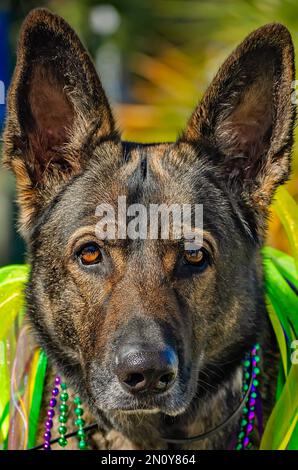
[{"x1": 140, "y1": 156, "x2": 148, "y2": 181}]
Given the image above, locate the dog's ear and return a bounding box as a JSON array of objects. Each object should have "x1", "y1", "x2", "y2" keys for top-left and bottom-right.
[
  {"x1": 181, "y1": 23, "x2": 295, "y2": 235},
  {"x1": 3, "y1": 8, "x2": 118, "y2": 236}
]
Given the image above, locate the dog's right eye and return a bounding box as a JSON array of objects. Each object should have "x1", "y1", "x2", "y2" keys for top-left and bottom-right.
[
  {"x1": 183, "y1": 247, "x2": 210, "y2": 272},
  {"x1": 77, "y1": 243, "x2": 102, "y2": 266}
]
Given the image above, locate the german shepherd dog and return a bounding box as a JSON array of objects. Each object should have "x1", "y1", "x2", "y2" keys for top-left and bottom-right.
[{"x1": 3, "y1": 9, "x2": 296, "y2": 450}]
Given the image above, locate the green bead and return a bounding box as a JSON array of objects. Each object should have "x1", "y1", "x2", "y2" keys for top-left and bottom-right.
[
  {"x1": 238, "y1": 431, "x2": 245, "y2": 439},
  {"x1": 77, "y1": 429, "x2": 86, "y2": 438},
  {"x1": 58, "y1": 437, "x2": 68, "y2": 447},
  {"x1": 59, "y1": 404, "x2": 69, "y2": 413},
  {"x1": 251, "y1": 392, "x2": 257, "y2": 398},
  {"x1": 245, "y1": 372, "x2": 250, "y2": 380},
  {"x1": 243, "y1": 407, "x2": 248, "y2": 414},
  {"x1": 236, "y1": 444, "x2": 242, "y2": 450},
  {"x1": 255, "y1": 344, "x2": 260, "y2": 351},
  {"x1": 58, "y1": 425, "x2": 67, "y2": 435},
  {"x1": 60, "y1": 383, "x2": 67, "y2": 390},
  {"x1": 254, "y1": 367, "x2": 260, "y2": 375},
  {"x1": 78, "y1": 439, "x2": 87, "y2": 450},
  {"x1": 74, "y1": 396, "x2": 82, "y2": 405},
  {"x1": 253, "y1": 379, "x2": 259, "y2": 387},
  {"x1": 58, "y1": 414, "x2": 68, "y2": 423},
  {"x1": 241, "y1": 419, "x2": 247, "y2": 426},
  {"x1": 244, "y1": 360, "x2": 250, "y2": 368},
  {"x1": 60, "y1": 392, "x2": 69, "y2": 402},
  {"x1": 243, "y1": 384, "x2": 249, "y2": 391},
  {"x1": 75, "y1": 418, "x2": 85, "y2": 428},
  {"x1": 75, "y1": 407, "x2": 83, "y2": 416},
  {"x1": 255, "y1": 355, "x2": 260, "y2": 363}
]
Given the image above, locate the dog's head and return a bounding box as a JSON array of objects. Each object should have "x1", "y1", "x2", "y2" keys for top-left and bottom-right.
[{"x1": 3, "y1": 9, "x2": 295, "y2": 417}]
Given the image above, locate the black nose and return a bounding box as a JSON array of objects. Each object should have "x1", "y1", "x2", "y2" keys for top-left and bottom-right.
[{"x1": 115, "y1": 345, "x2": 178, "y2": 394}]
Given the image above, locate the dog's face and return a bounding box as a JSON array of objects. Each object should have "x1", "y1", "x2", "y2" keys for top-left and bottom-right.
[{"x1": 3, "y1": 9, "x2": 295, "y2": 417}]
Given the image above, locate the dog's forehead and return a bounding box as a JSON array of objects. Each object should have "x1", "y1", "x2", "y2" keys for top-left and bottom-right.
[
  {"x1": 41, "y1": 140, "x2": 234, "y2": 246},
  {"x1": 71, "y1": 140, "x2": 211, "y2": 208},
  {"x1": 112, "y1": 141, "x2": 210, "y2": 204}
]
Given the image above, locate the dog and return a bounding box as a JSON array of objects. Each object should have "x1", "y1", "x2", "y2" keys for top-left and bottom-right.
[{"x1": 3, "y1": 8, "x2": 295, "y2": 450}]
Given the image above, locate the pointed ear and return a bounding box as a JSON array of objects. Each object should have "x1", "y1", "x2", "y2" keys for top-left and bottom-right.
[
  {"x1": 3, "y1": 8, "x2": 119, "y2": 236},
  {"x1": 181, "y1": 23, "x2": 295, "y2": 234}
]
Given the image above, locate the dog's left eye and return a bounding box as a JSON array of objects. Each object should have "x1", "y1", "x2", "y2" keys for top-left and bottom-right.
[
  {"x1": 77, "y1": 243, "x2": 102, "y2": 266},
  {"x1": 184, "y1": 248, "x2": 210, "y2": 271}
]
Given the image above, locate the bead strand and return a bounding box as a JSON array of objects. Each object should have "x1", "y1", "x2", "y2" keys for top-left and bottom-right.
[
  {"x1": 235, "y1": 343, "x2": 260, "y2": 450},
  {"x1": 43, "y1": 376, "x2": 60, "y2": 450},
  {"x1": 74, "y1": 396, "x2": 88, "y2": 450},
  {"x1": 57, "y1": 382, "x2": 69, "y2": 448}
]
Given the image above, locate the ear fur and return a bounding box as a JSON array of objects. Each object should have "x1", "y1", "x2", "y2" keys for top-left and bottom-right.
[
  {"x1": 3, "y1": 8, "x2": 119, "y2": 236},
  {"x1": 181, "y1": 23, "x2": 296, "y2": 235}
]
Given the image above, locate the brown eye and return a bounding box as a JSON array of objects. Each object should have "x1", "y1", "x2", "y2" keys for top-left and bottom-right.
[
  {"x1": 184, "y1": 248, "x2": 210, "y2": 271},
  {"x1": 78, "y1": 243, "x2": 102, "y2": 266}
]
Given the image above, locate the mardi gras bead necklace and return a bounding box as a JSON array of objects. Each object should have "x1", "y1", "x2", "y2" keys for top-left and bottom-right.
[
  {"x1": 40, "y1": 344, "x2": 261, "y2": 450},
  {"x1": 235, "y1": 343, "x2": 261, "y2": 450},
  {"x1": 43, "y1": 376, "x2": 88, "y2": 450}
]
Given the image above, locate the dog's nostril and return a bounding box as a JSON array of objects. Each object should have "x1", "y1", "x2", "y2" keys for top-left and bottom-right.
[
  {"x1": 155, "y1": 372, "x2": 176, "y2": 391},
  {"x1": 160, "y1": 372, "x2": 175, "y2": 384},
  {"x1": 124, "y1": 373, "x2": 145, "y2": 388}
]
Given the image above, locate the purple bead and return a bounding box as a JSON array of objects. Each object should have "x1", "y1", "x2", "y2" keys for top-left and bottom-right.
[
  {"x1": 243, "y1": 437, "x2": 250, "y2": 448},
  {"x1": 55, "y1": 376, "x2": 61, "y2": 385},
  {"x1": 248, "y1": 411, "x2": 255, "y2": 421},
  {"x1": 252, "y1": 348, "x2": 256, "y2": 355},
  {"x1": 44, "y1": 431, "x2": 51, "y2": 440},
  {"x1": 47, "y1": 409, "x2": 55, "y2": 418},
  {"x1": 252, "y1": 360, "x2": 257, "y2": 367},
  {"x1": 52, "y1": 387, "x2": 59, "y2": 397},
  {"x1": 249, "y1": 398, "x2": 256, "y2": 407},
  {"x1": 247, "y1": 423, "x2": 254, "y2": 434},
  {"x1": 45, "y1": 419, "x2": 53, "y2": 430},
  {"x1": 43, "y1": 443, "x2": 51, "y2": 450},
  {"x1": 49, "y1": 398, "x2": 57, "y2": 408}
]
